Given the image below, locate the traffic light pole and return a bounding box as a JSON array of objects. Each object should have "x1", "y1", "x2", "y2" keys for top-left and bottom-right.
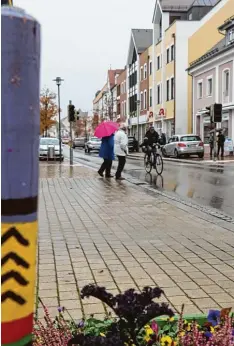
[{"x1": 69, "y1": 100, "x2": 73, "y2": 166}]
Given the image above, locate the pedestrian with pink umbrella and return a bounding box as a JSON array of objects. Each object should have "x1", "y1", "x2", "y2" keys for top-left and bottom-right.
[{"x1": 94, "y1": 121, "x2": 119, "y2": 178}]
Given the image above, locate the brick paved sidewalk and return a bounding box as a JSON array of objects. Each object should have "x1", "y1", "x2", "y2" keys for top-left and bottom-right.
[{"x1": 37, "y1": 163, "x2": 234, "y2": 321}]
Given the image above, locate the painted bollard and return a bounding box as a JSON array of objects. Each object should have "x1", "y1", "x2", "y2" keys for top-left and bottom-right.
[{"x1": 1, "y1": 6, "x2": 40, "y2": 346}]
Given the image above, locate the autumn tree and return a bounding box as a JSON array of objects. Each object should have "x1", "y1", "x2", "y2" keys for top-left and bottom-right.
[
  {"x1": 92, "y1": 113, "x2": 99, "y2": 131},
  {"x1": 40, "y1": 88, "x2": 58, "y2": 136}
]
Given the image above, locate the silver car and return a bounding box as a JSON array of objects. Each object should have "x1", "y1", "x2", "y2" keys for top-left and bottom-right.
[
  {"x1": 162, "y1": 134, "x2": 204, "y2": 159},
  {"x1": 39, "y1": 137, "x2": 64, "y2": 160},
  {"x1": 85, "y1": 137, "x2": 101, "y2": 153},
  {"x1": 72, "y1": 137, "x2": 86, "y2": 149}
]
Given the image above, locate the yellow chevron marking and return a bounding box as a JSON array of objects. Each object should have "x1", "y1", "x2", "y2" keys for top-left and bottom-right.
[{"x1": 1, "y1": 221, "x2": 38, "y2": 322}]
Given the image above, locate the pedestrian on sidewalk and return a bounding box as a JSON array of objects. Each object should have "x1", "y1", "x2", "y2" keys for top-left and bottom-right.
[
  {"x1": 114, "y1": 125, "x2": 128, "y2": 180},
  {"x1": 217, "y1": 130, "x2": 225, "y2": 157},
  {"x1": 98, "y1": 134, "x2": 114, "y2": 178},
  {"x1": 209, "y1": 132, "x2": 214, "y2": 157}
]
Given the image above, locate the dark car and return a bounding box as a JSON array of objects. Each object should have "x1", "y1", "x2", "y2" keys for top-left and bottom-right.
[{"x1": 128, "y1": 136, "x2": 139, "y2": 152}]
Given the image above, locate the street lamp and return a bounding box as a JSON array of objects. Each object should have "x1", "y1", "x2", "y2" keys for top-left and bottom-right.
[{"x1": 53, "y1": 77, "x2": 64, "y2": 163}]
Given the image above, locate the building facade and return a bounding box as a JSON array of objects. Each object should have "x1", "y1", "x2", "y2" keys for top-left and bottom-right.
[
  {"x1": 187, "y1": 0, "x2": 233, "y2": 133},
  {"x1": 152, "y1": 0, "x2": 219, "y2": 139},
  {"x1": 188, "y1": 16, "x2": 234, "y2": 152},
  {"x1": 127, "y1": 29, "x2": 153, "y2": 142},
  {"x1": 116, "y1": 69, "x2": 127, "y2": 124}
]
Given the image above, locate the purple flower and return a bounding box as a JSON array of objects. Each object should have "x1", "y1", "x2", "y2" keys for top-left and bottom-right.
[
  {"x1": 58, "y1": 306, "x2": 64, "y2": 313},
  {"x1": 77, "y1": 319, "x2": 85, "y2": 328},
  {"x1": 207, "y1": 310, "x2": 220, "y2": 326},
  {"x1": 204, "y1": 331, "x2": 212, "y2": 339}
]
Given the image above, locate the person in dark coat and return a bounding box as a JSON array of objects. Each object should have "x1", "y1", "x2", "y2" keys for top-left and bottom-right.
[
  {"x1": 98, "y1": 134, "x2": 114, "y2": 178},
  {"x1": 217, "y1": 130, "x2": 225, "y2": 157},
  {"x1": 209, "y1": 132, "x2": 214, "y2": 157}
]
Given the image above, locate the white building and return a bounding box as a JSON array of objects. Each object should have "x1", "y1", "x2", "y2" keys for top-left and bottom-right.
[{"x1": 188, "y1": 16, "x2": 234, "y2": 151}]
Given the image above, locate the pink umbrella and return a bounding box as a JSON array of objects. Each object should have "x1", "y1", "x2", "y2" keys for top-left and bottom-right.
[{"x1": 94, "y1": 121, "x2": 119, "y2": 138}]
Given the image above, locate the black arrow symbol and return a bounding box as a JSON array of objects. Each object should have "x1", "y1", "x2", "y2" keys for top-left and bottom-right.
[
  {"x1": 1, "y1": 252, "x2": 29, "y2": 268},
  {"x1": 1, "y1": 291, "x2": 26, "y2": 305},
  {"x1": 2, "y1": 270, "x2": 29, "y2": 286},
  {"x1": 1, "y1": 227, "x2": 29, "y2": 246}
]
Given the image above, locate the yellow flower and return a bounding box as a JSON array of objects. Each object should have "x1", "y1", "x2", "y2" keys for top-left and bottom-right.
[
  {"x1": 161, "y1": 335, "x2": 173, "y2": 346},
  {"x1": 187, "y1": 323, "x2": 191, "y2": 331},
  {"x1": 100, "y1": 333, "x2": 106, "y2": 337},
  {"x1": 144, "y1": 325, "x2": 154, "y2": 342},
  {"x1": 179, "y1": 331, "x2": 185, "y2": 337},
  {"x1": 169, "y1": 317, "x2": 174, "y2": 322},
  {"x1": 210, "y1": 326, "x2": 215, "y2": 333},
  {"x1": 144, "y1": 336, "x2": 151, "y2": 342}
]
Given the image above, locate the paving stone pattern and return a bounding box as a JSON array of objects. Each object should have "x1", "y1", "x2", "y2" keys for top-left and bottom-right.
[{"x1": 37, "y1": 164, "x2": 234, "y2": 320}]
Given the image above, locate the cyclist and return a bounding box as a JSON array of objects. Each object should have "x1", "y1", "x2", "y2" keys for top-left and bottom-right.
[{"x1": 140, "y1": 125, "x2": 159, "y2": 166}]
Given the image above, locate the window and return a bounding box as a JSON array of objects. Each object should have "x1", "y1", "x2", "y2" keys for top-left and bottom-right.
[
  {"x1": 157, "y1": 55, "x2": 160, "y2": 70},
  {"x1": 149, "y1": 61, "x2": 152, "y2": 75},
  {"x1": 228, "y1": 29, "x2": 234, "y2": 43},
  {"x1": 224, "y1": 70, "x2": 230, "y2": 97},
  {"x1": 166, "y1": 79, "x2": 170, "y2": 101},
  {"x1": 157, "y1": 84, "x2": 161, "y2": 104},
  {"x1": 140, "y1": 92, "x2": 144, "y2": 110},
  {"x1": 207, "y1": 77, "x2": 213, "y2": 96},
  {"x1": 197, "y1": 81, "x2": 203, "y2": 99},
  {"x1": 180, "y1": 135, "x2": 201, "y2": 142},
  {"x1": 149, "y1": 88, "x2": 152, "y2": 107},
  {"x1": 171, "y1": 45, "x2": 174, "y2": 61},
  {"x1": 189, "y1": 13, "x2": 192, "y2": 20},
  {"x1": 171, "y1": 77, "x2": 174, "y2": 100},
  {"x1": 140, "y1": 67, "x2": 144, "y2": 81},
  {"x1": 166, "y1": 48, "x2": 170, "y2": 64},
  {"x1": 144, "y1": 90, "x2": 147, "y2": 109},
  {"x1": 124, "y1": 101, "x2": 126, "y2": 116},
  {"x1": 144, "y1": 64, "x2": 147, "y2": 79}
]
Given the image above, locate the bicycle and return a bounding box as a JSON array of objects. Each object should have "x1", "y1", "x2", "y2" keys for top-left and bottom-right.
[{"x1": 144, "y1": 143, "x2": 164, "y2": 175}]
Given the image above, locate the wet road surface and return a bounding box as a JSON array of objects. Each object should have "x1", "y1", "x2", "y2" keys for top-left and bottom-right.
[{"x1": 63, "y1": 146, "x2": 234, "y2": 217}]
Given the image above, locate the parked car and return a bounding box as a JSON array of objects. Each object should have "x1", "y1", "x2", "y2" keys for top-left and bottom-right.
[
  {"x1": 39, "y1": 137, "x2": 64, "y2": 161},
  {"x1": 128, "y1": 136, "x2": 139, "y2": 152},
  {"x1": 162, "y1": 134, "x2": 204, "y2": 159},
  {"x1": 85, "y1": 137, "x2": 101, "y2": 153},
  {"x1": 72, "y1": 137, "x2": 85, "y2": 149}
]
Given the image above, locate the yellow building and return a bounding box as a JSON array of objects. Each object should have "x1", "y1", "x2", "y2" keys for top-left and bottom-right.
[
  {"x1": 187, "y1": 0, "x2": 233, "y2": 133},
  {"x1": 151, "y1": 0, "x2": 222, "y2": 138}
]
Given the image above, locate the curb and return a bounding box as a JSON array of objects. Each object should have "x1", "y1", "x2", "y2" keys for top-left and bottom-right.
[{"x1": 128, "y1": 154, "x2": 234, "y2": 167}]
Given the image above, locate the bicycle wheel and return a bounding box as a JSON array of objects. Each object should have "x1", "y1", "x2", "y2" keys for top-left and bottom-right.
[
  {"x1": 155, "y1": 153, "x2": 163, "y2": 175},
  {"x1": 144, "y1": 153, "x2": 152, "y2": 173}
]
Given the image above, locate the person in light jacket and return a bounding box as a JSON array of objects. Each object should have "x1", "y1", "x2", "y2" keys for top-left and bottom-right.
[{"x1": 114, "y1": 125, "x2": 128, "y2": 180}]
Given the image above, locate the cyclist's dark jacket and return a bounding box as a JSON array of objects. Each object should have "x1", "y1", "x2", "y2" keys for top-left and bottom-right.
[{"x1": 141, "y1": 130, "x2": 159, "y2": 147}]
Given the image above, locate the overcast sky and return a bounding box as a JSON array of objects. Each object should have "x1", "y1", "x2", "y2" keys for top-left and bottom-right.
[{"x1": 14, "y1": 0, "x2": 155, "y2": 118}]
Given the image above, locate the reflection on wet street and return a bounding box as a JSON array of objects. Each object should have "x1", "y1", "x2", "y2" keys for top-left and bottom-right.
[
  {"x1": 39, "y1": 162, "x2": 96, "y2": 178},
  {"x1": 60, "y1": 147, "x2": 234, "y2": 217},
  {"x1": 127, "y1": 159, "x2": 234, "y2": 217}
]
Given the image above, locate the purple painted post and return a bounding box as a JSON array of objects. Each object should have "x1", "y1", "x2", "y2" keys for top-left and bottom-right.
[{"x1": 1, "y1": 5, "x2": 40, "y2": 346}]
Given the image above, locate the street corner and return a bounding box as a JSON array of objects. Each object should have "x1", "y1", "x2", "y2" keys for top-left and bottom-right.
[{"x1": 39, "y1": 161, "x2": 97, "y2": 179}]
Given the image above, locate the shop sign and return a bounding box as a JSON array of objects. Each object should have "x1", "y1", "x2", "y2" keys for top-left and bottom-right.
[{"x1": 224, "y1": 138, "x2": 233, "y2": 153}]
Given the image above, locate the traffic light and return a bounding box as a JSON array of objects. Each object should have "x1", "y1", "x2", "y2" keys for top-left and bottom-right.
[
  {"x1": 204, "y1": 106, "x2": 212, "y2": 123},
  {"x1": 75, "y1": 110, "x2": 80, "y2": 120},
  {"x1": 213, "y1": 103, "x2": 222, "y2": 123},
  {"x1": 68, "y1": 104, "x2": 75, "y2": 122}
]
